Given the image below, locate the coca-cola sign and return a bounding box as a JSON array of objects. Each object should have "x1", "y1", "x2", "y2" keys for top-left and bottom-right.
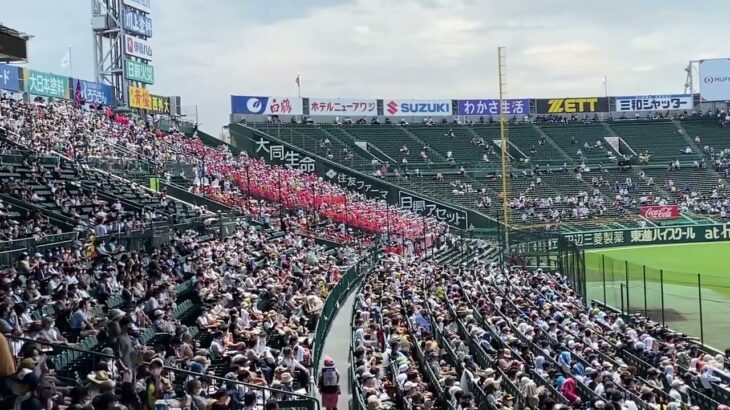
[{"x1": 641, "y1": 205, "x2": 680, "y2": 220}]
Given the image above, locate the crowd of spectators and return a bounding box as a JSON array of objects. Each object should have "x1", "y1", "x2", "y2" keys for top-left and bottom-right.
[
  {"x1": 1, "y1": 91, "x2": 729, "y2": 410},
  {"x1": 0, "y1": 211, "x2": 368, "y2": 410},
  {"x1": 0, "y1": 95, "x2": 452, "y2": 410},
  {"x1": 350, "y1": 254, "x2": 730, "y2": 410},
  {"x1": 0, "y1": 98, "x2": 446, "y2": 245}
]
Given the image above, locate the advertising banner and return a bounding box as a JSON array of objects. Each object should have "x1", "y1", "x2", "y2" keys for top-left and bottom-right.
[
  {"x1": 24, "y1": 69, "x2": 68, "y2": 99},
  {"x1": 398, "y1": 192, "x2": 468, "y2": 229},
  {"x1": 123, "y1": 0, "x2": 151, "y2": 13},
  {"x1": 71, "y1": 78, "x2": 115, "y2": 106},
  {"x1": 231, "y1": 125, "x2": 492, "y2": 229},
  {"x1": 545, "y1": 223, "x2": 730, "y2": 250},
  {"x1": 536, "y1": 97, "x2": 608, "y2": 114},
  {"x1": 699, "y1": 58, "x2": 730, "y2": 101},
  {"x1": 149, "y1": 94, "x2": 170, "y2": 114},
  {"x1": 323, "y1": 167, "x2": 390, "y2": 200},
  {"x1": 457, "y1": 99, "x2": 530, "y2": 116},
  {"x1": 383, "y1": 99, "x2": 452, "y2": 116},
  {"x1": 125, "y1": 35, "x2": 153, "y2": 60},
  {"x1": 123, "y1": 7, "x2": 153, "y2": 37},
  {"x1": 615, "y1": 94, "x2": 693, "y2": 112},
  {"x1": 0, "y1": 64, "x2": 21, "y2": 92},
  {"x1": 128, "y1": 85, "x2": 152, "y2": 110},
  {"x1": 640, "y1": 205, "x2": 680, "y2": 220},
  {"x1": 308, "y1": 98, "x2": 377, "y2": 116},
  {"x1": 230, "y1": 95, "x2": 303, "y2": 115},
  {"x1": 252, "y1": 135, "x2": 317, "y2": 173},
  {"x1": 125, "y1": 59, "x2": 154, "y2": 84}
]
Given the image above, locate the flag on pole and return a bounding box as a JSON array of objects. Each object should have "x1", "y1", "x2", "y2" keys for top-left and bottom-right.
[
  {"x1": 295, "y1": 74, "x2": 300, "y2": 86},
  {"x1": 60, "y1": 49, "x2": 71, "y2": 68},
  {"x1": 74, "y1": 80, "x2": 84, "y2": 104}
]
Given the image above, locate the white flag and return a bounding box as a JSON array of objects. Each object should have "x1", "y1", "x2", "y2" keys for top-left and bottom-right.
[{"x1": 60, "y1": 49, "x2": 70, "y2": 68}]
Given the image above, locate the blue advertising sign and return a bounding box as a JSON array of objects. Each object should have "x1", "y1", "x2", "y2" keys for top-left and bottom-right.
[
  {"x1": 230, "y1": 95, "x2": 303, "y2": 115},
  {"x1": 457, "y1": 99, "x2": 530, "y2": 116},
  {"x1": 123, "y1": 7, "x2": 153, "y2": 37},
  {"x1": 0, "y1": 64, "x2": 21, "y2": 92},
  {"x1": 72, "y1": 79, "x2": 115, "y2": 106}
]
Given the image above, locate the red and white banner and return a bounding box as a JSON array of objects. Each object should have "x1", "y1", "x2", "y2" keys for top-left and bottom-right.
[
  {"x1": 641, "y1": 205, "x2": 680, "y2": 220},
  {"x1": 308, "y1": 98, "x2": 377, "y2": 116}
]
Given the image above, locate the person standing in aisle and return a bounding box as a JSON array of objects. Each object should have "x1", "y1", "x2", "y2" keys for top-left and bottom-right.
[{"x1": 318, "y1": 356, "x2": 340, "y2": 410}]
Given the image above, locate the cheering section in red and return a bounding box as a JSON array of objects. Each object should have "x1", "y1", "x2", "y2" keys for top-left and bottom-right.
[{"x1": 161, "y1": 134, "x2": 446, "y2": 242}]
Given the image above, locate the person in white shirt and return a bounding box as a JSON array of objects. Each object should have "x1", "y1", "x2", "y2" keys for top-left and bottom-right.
[
  {"x1": 699, "y1": 365, "x2": 722, "y2": 390},
  {"x1": 279, "y1": 346, "x2": 309, "y2": 376},
  {"x1": 209, "y1": 331, "x2": 225, "y2": 359},
  {"x1": 37, "y1": 316, "x2": 69, "y2": 345},
  {"x1": 288, "y1": 336, "x2": 305, "y2": 364}
]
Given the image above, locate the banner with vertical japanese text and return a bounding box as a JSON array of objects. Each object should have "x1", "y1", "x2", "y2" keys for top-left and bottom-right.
[{"x1": 128, "y1": 85, "x2": 152, "y2": 110}]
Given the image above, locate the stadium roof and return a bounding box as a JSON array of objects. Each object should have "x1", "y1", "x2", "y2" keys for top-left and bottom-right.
[
  {"x1": 0, "y1": 24, "x2": 31, "y2": 40},
  {"x1": 0, "y1": 23, "x2": 31, "y2": 62}
]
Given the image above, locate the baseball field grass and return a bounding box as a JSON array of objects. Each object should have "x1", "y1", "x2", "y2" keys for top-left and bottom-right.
[{"x1": 585, "y1": 241, "x2": 730, "y2": 350}]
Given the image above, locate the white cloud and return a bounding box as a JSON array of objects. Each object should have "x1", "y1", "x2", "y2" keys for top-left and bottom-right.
[{"x1": 522, "y1": 43, "x2": 596, "y2": 56}]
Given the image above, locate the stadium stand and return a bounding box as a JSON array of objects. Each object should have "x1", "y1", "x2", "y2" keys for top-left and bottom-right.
[
  {"x1": 1, "y1": 93, "x2": 730, "y2": 410},
  {"x1": 255, "y1": 119, "x2": 730, "y2": 229},
  {"x1": 350, "y1": 254, "x2": 730, "y2": 410},
  {"x1": 0, "y1": 96, "x2": 453, "y2": 410}
]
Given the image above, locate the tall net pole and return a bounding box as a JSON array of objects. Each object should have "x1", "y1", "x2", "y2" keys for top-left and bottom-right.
[{"x1": 498, "y1": 47, "x2": 510, "y2": 253}]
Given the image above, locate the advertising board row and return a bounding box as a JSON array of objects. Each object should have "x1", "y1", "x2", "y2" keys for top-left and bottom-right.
[
  {"x1": 231, "y1": 94, "x2": 702, "y2": 116},
  {"x1": 0, "y1": 64, "x2": 174, "y2": 115},
  {"x1": 232, "y1": 59, "x2": 730, "y2": 110},
  {"x1": 128, "y1": 85, "x2": 171, "y2": 114},
  {"x1": 231, "y1": 125, "x2": 486, "y2": 229},
  {"x1": 556, "y1": 223, "x2": 730, "y2": 250}
]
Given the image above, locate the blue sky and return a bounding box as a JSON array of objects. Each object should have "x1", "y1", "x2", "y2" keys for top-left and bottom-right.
[{"x1": 3, "y1": 0, "x2": 729, "y2": 133}]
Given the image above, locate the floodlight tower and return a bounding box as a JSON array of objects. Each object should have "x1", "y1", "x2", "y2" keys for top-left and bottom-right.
[{"x1": 91, "y1": 0, "x2": 127, "y2": 105}]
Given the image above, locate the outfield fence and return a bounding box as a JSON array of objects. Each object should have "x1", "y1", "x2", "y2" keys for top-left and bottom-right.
[{"x1": 586, "y1": 252, "x2": 730, "y2": 350}]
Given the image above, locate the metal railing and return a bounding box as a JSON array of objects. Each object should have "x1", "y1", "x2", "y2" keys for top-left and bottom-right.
[
  {"x1": 310, "y1": 250, "x2": 379, "y2": 385},
  {"x1": 587, "y1": 252, "x2": 730, "y2": 351}
]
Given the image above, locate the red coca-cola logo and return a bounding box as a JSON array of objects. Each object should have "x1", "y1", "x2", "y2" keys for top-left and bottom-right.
[{"x1": 641, "y1": 206, "x2": 680, "y2": 220}]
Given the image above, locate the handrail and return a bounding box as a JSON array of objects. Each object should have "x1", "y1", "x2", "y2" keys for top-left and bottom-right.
[
  {"x1": 0, "y1": 231, "x2": 79, "y2": 253},
  {"x1": 309, "y1": 251, "x2": 379, "y2": 386},
  {"x1": 591, "y1": 299, "x2": 724, "y2": 356}
]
